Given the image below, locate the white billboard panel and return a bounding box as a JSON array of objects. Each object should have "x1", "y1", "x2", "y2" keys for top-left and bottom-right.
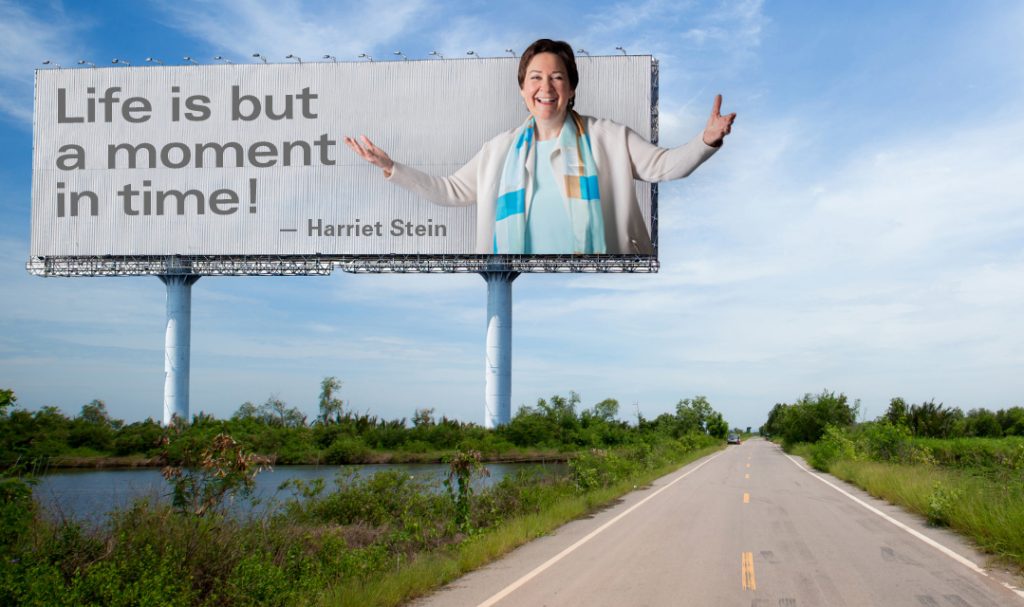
[{"x1": 30, "y1": 57, "x2": 654, "y2": 270}]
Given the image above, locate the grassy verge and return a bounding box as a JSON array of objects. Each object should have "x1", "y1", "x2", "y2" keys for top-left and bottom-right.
[
  {"x1": 827, "y1": 460, "x2": 1024, "y2": 570},
  {"x1": 784, "y1": 431, "x2": 1024, "y2": 571},
  {"x1": 3, "y1": 438, "x2": 722, "y2": 606},
  {"x1": 317, "y1": 444, "x2": 722, "y2": 607}
]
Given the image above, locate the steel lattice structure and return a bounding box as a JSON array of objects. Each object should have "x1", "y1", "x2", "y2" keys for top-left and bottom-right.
[{"x1": 26, "y1": 254, "x2": 659, "y2": 277}]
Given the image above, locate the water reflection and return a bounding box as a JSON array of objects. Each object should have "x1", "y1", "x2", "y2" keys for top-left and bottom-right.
[{"x1": 34, "y1": 462, "x2": 566, "y2": 524}]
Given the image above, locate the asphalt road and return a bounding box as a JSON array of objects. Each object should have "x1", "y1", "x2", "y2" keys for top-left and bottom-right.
[{"x1": 411, "y1": 438, "x2": 1024, "y2": 606}]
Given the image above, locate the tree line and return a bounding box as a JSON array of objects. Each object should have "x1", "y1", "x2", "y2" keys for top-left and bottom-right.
[
  {"x1": 760, "y1": 389, "x2": 1024, "y2": 446},
  {"x1": 0, "y1": 381, "x2": 735, "y2": 467}
]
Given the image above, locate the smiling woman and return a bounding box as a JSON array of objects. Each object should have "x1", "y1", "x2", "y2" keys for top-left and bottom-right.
[{"x1": 344, "y1": 38, "x2": 736, "y2": 256}]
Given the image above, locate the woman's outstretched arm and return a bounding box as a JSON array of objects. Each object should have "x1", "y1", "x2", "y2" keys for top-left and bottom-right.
[
  {"x1": 344, "y1": 135, "x2": 395, "y2": 177},
  {"x1": 344, "y1": 134, "x2": 480, "y2": 206}
]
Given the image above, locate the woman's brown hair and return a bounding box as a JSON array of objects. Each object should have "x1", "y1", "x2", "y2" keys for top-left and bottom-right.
[{"x1": 517, "y1": 39, "x2": 579, "y2": 108}]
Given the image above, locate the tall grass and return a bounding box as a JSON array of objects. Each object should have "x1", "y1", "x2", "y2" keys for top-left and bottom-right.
[
  {"x1": 318, "y1": 443, "x2": 722, "y2": 607},
  {"x1": 802, "y1": 429, "x2": 1024, "y2": 573},
  {"x1": 828, "y1": 460, "x2": 1024, "y2": 569}
]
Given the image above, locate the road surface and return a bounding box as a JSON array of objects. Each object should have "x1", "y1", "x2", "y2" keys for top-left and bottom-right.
[{"x1": 412, "y1": 438, "x2": 1024, "y2": 606}]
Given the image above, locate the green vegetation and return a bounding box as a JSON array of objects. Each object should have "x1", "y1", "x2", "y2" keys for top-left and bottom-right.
[
  {"x1": 0, "y1": 383, "x2": 732, "y2": 469},
  {"x1": 0, "y1": 385, "x2": 730, "y2": 605},
  {"x1": 763, "y1": 390, "x2": 1024, "y2": 571}
]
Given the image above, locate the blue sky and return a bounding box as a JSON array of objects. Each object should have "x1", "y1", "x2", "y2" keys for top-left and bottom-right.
[{"x1": 1, "y1": 0, "x2": 1022, "y2": 430}]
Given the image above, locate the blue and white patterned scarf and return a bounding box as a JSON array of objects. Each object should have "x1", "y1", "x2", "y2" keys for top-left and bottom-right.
[{"x1": 493, "y1": 112, "x2": 605, "y2": 254}]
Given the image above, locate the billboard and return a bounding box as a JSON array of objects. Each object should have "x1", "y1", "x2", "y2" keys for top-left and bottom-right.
[{"x1": 29, "y1": 56, "x2": 657, "y2": 275}]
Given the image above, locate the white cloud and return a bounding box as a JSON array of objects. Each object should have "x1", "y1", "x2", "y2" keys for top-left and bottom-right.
[
  {"x1": 154, "y1": 0, "x2": 428, "y2": 62},
  {"x1": 0, "y1": 1, "x2": 86, "y2": 124}
]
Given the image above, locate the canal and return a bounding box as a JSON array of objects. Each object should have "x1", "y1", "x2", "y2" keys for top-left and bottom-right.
[{"x1": 33, "y1": 461, "x2": 567, "y2": 523}]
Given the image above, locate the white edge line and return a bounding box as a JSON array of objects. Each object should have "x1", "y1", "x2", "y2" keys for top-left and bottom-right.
[
  {"x1": 476, "y1": 450, "x2": 724, "y2": 607},
  {"x1": 783, "y1": 453, "x2": 1024, "y2": 601}
]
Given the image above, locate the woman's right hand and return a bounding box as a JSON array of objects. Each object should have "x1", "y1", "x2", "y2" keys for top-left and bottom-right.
[{"x1": 344, "y1": 135, "x2": 395, "y2": 177}]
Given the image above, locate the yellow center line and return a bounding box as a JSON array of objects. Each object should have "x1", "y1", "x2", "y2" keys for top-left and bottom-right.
[
  {"x1": 742, "y1": 552, "x2": 757, "y2": 590},
  {"x1": 743, "y1": 492, "x2": 750, "y2": 504}
]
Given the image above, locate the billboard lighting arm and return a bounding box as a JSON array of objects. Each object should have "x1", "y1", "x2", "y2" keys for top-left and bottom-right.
[
  {"x1": 482, "y1": 270, "x2": 518, "y2": 428},
  {"x1": 160, "y1": 274, "x2": 199, "y2": 425}
]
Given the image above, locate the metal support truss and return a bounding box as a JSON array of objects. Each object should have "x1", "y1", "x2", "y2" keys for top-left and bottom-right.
[{"x1": 28, "y1": 254, "x2": 658, "y2": 276}]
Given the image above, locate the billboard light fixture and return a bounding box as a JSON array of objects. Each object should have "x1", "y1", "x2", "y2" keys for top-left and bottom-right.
[
  {"x1": 505, "y1": 49, "x2": 516, "y2": 57},
  {"x1": 393, "y1": 50, "x2": 408, "y2": 60},
  {"x1": 322, "y1": 54, "x2": 337, "y2": 62},
  {"x1": 285, "y1": 54, "x2": 302, "y2": 63},
  {"x1": 358, "y1": 53, "x2": 373, "y2": 62},
  {"x1": 42, "y1": 60, "x2": 62, "y2": 68},
  {"x1": 183, "y1": 56, "x2": 197, "y2": 64},
  {"x1": 577, "y1": 49, "x2": 590, "y2": 56},
  {"x1": 466, "y1": 50, "x2": 479, "y2": 58},
  {"x1": 429, "y1": 51, "x2": 444, "y2": 59},
  {"x1": 111, "y1": 58, "x2": 131, "y2": 66},
  {"x1": 77, "y1": 60, "x2": 96, "y2": 67},
  {"x1": 145, "y1": 57, "x2": 163, "y2": 65},
  {"x1": 615, "y1": 46, "x2": 627, "y2": 55},
  {"x1": 213, "y1": 55, "x2": 233, "y2": 64},
  {"x1": 252, "y1": 53, "x2": 267, "y2": 63}
]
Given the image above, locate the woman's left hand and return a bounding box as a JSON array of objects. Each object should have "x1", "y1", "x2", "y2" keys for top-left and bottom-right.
[{"x1": 702, "y1": 94, "x2": 736, "y2": 147}]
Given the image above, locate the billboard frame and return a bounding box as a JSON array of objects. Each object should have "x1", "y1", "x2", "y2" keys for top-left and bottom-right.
[{"x1": 27, "y1": 58, "x2": 660, "y2": 277}]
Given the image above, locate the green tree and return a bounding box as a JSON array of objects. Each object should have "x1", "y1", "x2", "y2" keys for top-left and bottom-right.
[
  {"x1": 907, "y1": 400, "x2": 962, "y2": 438},
  {"x1": 589, "y1": 398, "x2": 619, "y2": 423},
  {"x1": 762, "y1": 391, "x2": 856, "y2": 446},
  {"x1": 0, "y1": 389, "x2": 15, "y2": 414},
  {"x1": 706, "y1": 412, "x2": 729, "y2": 439},
  {"x1": 68, "y1": 400, "x2": 118, "y2": 451},
  {"x1": 232, "y1": 401, "x2": 260, "y2": 421},
  {"x1": 997, "y1": 407, "x2": 1024, "y2": 436},
  {"x1": 885, "y1": 397, "x2": 909, "y2": 427},
  {"x1": 318, "y1": 377, "x2": 345, "y2": 424},
  {"x1": 675, "y1": 396, "x2": 713, "y2": 434},
  {"x1": 964, "y1": 408, "x2": 1002, "y2": 438},
  {"x1": 412, "y1": 407, "x2": 435, "y2": 428}
]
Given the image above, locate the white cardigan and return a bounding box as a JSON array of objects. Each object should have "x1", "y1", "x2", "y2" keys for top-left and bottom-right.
[{"x1": 387, "y1": 116, "x2": 719, "y2": 255}]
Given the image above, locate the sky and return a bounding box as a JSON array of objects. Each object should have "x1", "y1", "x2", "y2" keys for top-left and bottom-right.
[{"x1": 1, "y1": 0, "x2": 1022, "y2": 431}]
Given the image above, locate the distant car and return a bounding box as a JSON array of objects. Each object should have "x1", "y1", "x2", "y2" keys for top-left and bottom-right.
[{"x1": 727, "y1": 433, "x2": 741, "y2": 445}]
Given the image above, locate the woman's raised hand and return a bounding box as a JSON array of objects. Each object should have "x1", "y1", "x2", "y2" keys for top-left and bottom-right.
[
  {"x1": 344, "y1": 135, "x2": 395, "y2": 177},
  {"x1": 702, "y1": 94, "x2": 736, "y2": 147}
]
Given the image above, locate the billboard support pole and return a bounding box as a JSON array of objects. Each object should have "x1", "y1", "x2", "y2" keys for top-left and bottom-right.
[
  {"x1": 160, "y1": 274, "x2": 199, "y2": 426},
  {"x1": 482, "y1": 270, "x2": 518, "y2": 428}
]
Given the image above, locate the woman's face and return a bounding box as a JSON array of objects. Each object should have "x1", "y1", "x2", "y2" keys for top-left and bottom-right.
[{"x1": 519, "y1": 52, "x2": 575, "y2": 124}]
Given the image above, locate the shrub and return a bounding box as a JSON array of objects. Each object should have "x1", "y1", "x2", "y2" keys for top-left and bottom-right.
[
  {"x1": 809, "y1": 425, "x2": 857, "y2": 471},
  {"x1": 444, "y1": 450, "x2": 489, "y2": 532},
  {"x1": 323, "y1": 437, "x2": 371, "y2": 464},
  {"x1": 0, "y1": 475, "x2": 35, "y2": 551},
  {"x1": 926, "y1": 482, "x2": 963, "y2": 526},
  {"x1": 858, "y1": 421, "x2": 912, "y2": 461},
  {"x1": 161, "y1": 433, "x2": 270, "y2": 516}
]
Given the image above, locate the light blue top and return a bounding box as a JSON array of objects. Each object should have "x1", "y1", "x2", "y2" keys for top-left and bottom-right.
[{"x1": 525, "y1": 139, "x2": 575, "y2": 254}]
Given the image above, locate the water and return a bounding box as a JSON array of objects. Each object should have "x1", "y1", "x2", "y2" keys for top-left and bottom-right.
[{"x1": 33, "y1": 461, "x2": 566, "y2": 524}]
